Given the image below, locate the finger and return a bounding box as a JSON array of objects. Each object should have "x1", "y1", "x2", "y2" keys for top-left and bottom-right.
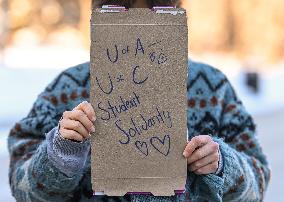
[
  {"x1": 59, "y1": 128, "x2": 84, "y2": 142},
  {"x1": 187, "y1": 141, "x2": 219, "y2": 164},
  {"x1": 194, "y1": 161, "x2": 219, "y2": 175},
  {"x1": 188, "y1": 152, "x2": 219, "y2": 171},
  {"x1": 75, "y1": 101, "x2": 96, "y2": 122},
  {"x1": 60, "y1": 119, "x2": 90, "y2": 139},
  {"x1": 183, "y1": 135, "x2": 211, "y2": 158},
  {"x1": 63, "y1": 110, "x2": 95, "y2": 133}
]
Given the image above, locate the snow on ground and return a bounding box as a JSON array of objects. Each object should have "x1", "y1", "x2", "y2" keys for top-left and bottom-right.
[
  {"x1": 1, "y1": 45, "x2": 89, "y2": 70},
  {"x1": 230, "y1": 69, "x2": 284, "y2": 115}
]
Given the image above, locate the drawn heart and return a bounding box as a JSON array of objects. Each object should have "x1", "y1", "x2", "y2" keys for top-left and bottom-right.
[
  {"x1": 135, "y1": 141, "x2": 149, "y2": 156},
  {"x1": 150, "y1": 135, "x2": 170, "y2": 156}
]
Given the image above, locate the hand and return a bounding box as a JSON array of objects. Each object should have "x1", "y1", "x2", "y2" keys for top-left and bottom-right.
[
  {"x1": 183, "y1": 135, "x2": 219, "y2": 175},
  {"x1": 59, "y1": 101, "x2": 96, "y2": 142}
]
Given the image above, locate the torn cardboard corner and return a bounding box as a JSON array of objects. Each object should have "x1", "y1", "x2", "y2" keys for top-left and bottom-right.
[{"x1": 90, "y1": 7, "x2": 188, "y2": 196}]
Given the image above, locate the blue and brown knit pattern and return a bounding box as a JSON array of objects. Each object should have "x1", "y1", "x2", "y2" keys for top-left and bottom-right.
[{"x1": 8, "y1": 61, "x2": 270, "y2": 202}]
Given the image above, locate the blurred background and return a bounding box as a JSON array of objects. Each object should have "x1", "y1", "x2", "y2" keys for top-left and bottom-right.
[{"x1": 0, "y1": 0, "x2": 284, "y2": 201}]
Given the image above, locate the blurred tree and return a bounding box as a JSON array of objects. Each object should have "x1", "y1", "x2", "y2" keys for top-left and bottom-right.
[
  {"x1": 2, "y1": 0, "x2": 284, "y2": 63},
  {"x1": 79, "y1": 0, "x2": 91, "y2": 48},
  {"x1": 0, "y1": 0, "x2": 8, "y2": 52}
]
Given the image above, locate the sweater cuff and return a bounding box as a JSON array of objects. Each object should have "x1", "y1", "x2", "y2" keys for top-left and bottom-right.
[
  {"x1": 46, "y1": 127, "x2": 90, "y2": 177},
  {"x1": 215, "y1": 147, "x2": 224, "y2": 175}
]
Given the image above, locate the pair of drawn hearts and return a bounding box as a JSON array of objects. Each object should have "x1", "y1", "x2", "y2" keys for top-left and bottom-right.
[{"x1": 135, "y1": 135, "x2": 170, "y2": 156}]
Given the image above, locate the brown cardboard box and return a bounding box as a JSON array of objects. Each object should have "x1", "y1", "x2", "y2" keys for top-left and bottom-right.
[{"x1": 90, "y1": 7, "x2": 188, "y2": 196}]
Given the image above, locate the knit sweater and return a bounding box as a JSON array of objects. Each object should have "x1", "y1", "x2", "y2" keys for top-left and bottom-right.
[{"x1": 8, "y1": 61, "x2": 270, "y2": 202}]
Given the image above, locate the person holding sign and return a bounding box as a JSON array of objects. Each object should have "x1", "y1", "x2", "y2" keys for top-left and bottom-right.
[{"x1": 8, "y1": 0, "x2": 270, "y2": 201}]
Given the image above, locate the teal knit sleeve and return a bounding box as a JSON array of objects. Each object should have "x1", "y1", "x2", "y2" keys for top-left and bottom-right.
[
  {"x1": 186, "y1": 132, "x2": 270, "y2": 202},
  {"x1": 187, "y1": 79, "x2": 271, "y2": 202},
  {"x1": 183, "y1": 62, "x2": 270, "y2": 202},
  {"x1": 217, "y1": 79, "x2": 270, "y2": 201},
  {"x1": 216, "y1": 79, "x2": 270, "y2": 201},
  {"x1": 8, "y1": 79, "x2": 84, "y2": 201}
]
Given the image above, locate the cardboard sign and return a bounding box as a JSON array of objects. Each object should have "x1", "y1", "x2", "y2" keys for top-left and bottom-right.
[{"x1": 90, "y1": 6, "x2": 188, "y2": 196}]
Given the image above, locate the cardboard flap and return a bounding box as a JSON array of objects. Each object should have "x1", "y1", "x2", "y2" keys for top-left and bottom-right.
[
  {"x1": 92, "y1": 7, "x2": 187, "y2": 25},
  {"x1": 90, "y1": 7, "x2": 188, "y2": 196},
  {"x1": 94, "y1": 177, "x2": 186, "y2": 196}
]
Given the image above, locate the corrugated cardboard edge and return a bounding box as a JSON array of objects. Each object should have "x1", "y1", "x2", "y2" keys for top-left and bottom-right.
[
  {"x1": 91, "y1": 7, "x2": 187, "y2": 25},
  {"x1": 93, "y1": 177, "x2": 186, "y2": 196}
]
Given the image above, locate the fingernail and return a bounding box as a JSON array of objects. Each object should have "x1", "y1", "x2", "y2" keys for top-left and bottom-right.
[
  {"x1": 92, "y1": 116, "x2": 96, "y2": 122},
  {"x1": 91, "y1": 126, "x2": 96, "y2": 133},
  {"x1": 183, "y1": 151, "x2": 187, "y2": 157}
]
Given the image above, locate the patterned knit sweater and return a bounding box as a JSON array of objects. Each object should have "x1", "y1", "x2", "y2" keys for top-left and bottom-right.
[{"x1": 8, "y1": 61, "x2": 270, "y2": 202}]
